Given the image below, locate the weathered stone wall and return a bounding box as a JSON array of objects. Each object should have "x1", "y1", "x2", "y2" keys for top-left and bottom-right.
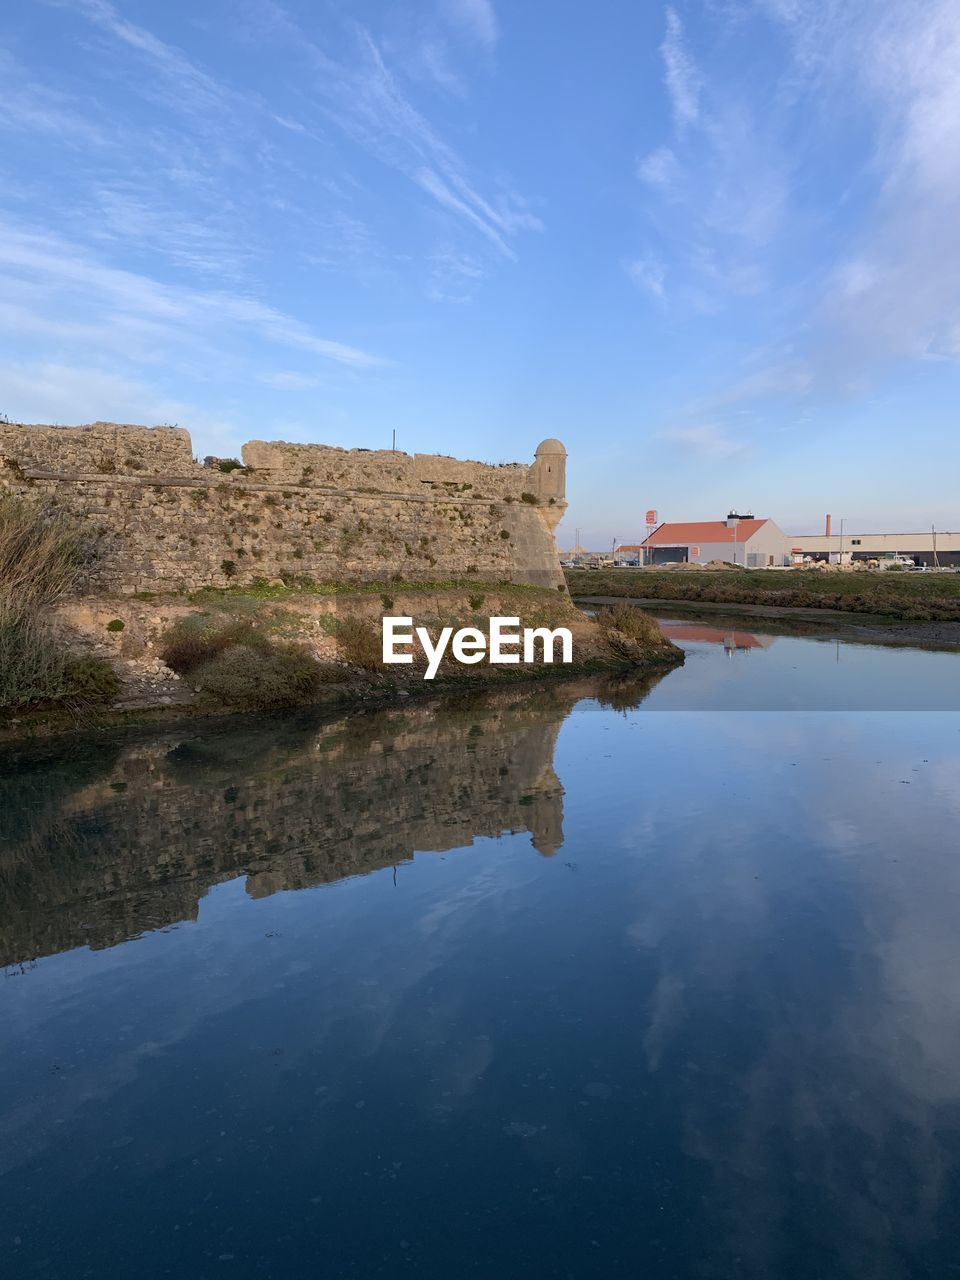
[
  {"x1": 0, "y1": 423, "x2": 567, "y2": 593},
  {"x1": 0, "y1": 421, "x2": 195, "y2": 476}
]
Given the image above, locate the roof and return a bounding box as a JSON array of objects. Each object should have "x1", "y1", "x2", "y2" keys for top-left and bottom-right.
[{"x1": 642, "y1": 519, "x2": 769, "y2": 547}]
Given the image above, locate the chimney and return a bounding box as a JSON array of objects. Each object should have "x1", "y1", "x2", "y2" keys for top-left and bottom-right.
[{"x1": 825, "y1": 513, "x2": 832, "y2": 537}]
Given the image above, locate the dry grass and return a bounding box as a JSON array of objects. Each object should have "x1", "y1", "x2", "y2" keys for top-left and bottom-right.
[
  {"x1": 594, "y1": 604, "x2": 684, "y2": 664},
  {"x1": 0, "y1": 495, "x2": 117, "y2": 710}
]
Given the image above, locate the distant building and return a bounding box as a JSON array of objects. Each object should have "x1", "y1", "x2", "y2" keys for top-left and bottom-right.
[
  {"x1": 792, "y1": 530, "x2": 960, "y2": 567},
  {"x1": 635, "y1": 513, "x2": 792, "y2": 567}
]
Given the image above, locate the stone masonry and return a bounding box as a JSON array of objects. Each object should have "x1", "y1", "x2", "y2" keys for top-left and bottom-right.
[{"x1": 0, "y1": 422, "x2": 568, "y2": 594}]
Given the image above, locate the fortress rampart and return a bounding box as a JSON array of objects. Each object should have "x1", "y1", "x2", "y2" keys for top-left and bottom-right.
[{"x1": 0, "y1": 422, "x2": 567, "y2": 594}]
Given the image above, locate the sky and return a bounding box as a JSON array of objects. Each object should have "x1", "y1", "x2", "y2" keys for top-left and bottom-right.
[{"x1": 1, "y1": 0, "x2": 958, "y2": 545}]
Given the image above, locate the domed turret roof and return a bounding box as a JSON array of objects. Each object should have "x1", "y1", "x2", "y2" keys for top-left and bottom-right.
[{"x1": 535, "y1": 438, "x2": 566, "y2": 456}]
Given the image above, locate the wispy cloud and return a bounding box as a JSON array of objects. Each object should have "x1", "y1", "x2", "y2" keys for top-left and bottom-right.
[
  {"x1": 0, "y1": 219, "x2": 383, "y2": 369},
  {"x1": 0, "y1": 50, "x2": 111, "y2": 147},
  {"x1": 428, "y1": 247, "x2": 487, "y2": 302},
  {"x1": 259, "y1": 371, "x2": 324, "y2": 391},
  {"x1": 661, "y1": 8, "x2": 701, "y2": 131},
  {"x1": 442, "y1": 0, "x2": 500, "y2": 51},
  {"x1": 319, "y1": 27, "x2": 538, "y2": 258},
  {"x1": 624, "y1": 255, "x2": 667, "y2": 297},
  {"x1": 48, "y1": 0, "x2": 236, "y2": 126},
  {"x1": 241, "y1": 5, "x2": 538, "y2": 264},
  {"x1": 661, "y1": 422, "x2": 751, "y2": 460}
]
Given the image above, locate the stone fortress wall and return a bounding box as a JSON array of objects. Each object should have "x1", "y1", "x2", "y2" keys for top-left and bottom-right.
[{"x1": 0, "y1": 422, "x2": 568, "y2": 594}]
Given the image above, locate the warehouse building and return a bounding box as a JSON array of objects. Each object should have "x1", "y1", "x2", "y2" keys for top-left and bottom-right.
[
  {"x1": 631, "y1": 513, "x2": 793, "y2": 567},
  {"x1": 792, "y1": 523, "x2": 960, "y2": 566}
]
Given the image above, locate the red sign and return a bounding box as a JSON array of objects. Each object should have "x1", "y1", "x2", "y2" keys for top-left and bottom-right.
[
  {"x1": 791, "y1": 547, "x2": 802, "y2": 554},
  {"x1": 690, "y1": 545, "x2": 700, "y2": 558},
  {"x1": 646, "y1": 509, "x2": 657, "y2": 526}
]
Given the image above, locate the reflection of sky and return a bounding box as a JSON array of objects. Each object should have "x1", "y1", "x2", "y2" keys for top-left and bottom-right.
[
  {"x1": 4, "y1": 674, "x2": 960, "y2": 1275},
  {"x1": 645, "y1": 621, "x2": 960, "y2": 710}
]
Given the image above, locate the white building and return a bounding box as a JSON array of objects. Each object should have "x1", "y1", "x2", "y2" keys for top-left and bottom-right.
[{"x1": 632, "y1": 514, "x2": 793, "y2": 567}]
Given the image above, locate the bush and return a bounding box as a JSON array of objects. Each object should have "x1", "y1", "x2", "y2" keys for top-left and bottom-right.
[
  {"x1": 105, "y1": 618, "x2": 125, "y2": 632},
  {"x1": 595, "y1": 604, "x2": 664, "y2": 642},
  {"x1": 159, "y1": 618, "x2": 271, "y2": 675},
  {"x1": 218, "y1": 458, "x2": 243, "y2": 473},
  {"x1": 520, "y1": 492, "x2": 539, "y2": 505},
  {"x1": 63, "y1": 655, "x2": 120, "y2": 704},
  {"x1": 221, "y1": 559, "x2": 237, "y2": 578},
  {"x1": 191, "y1": 643, "x2": 331, "y2": 709},
  {"x1": 336, "y1": 616, "x2": 382, "y2": 670},
  {"x1": 595, "y1": 604, "x2": 681, "y2": 664}
]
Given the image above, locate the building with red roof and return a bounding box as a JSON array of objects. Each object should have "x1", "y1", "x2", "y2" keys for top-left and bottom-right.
[{"x1": 620, "y1": 513, "x2": 792, "y2": 567}]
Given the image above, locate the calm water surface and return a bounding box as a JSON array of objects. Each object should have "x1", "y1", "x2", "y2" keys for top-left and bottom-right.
[{"x1": 3, "y1": 625, "x2": 960, "y2": 1278}]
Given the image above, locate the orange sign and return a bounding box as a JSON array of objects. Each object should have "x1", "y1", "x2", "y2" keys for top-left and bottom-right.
[
  {"x1": 646, "y1": 509, "x2": 657, "y2": 525},
  {"x1": 690, "y1": 545, "x2": 700, "y2": 557}
]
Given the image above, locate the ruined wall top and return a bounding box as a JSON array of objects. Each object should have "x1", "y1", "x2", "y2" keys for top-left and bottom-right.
[
  {"x1": 0, "y1": 421, "x2": 196, "y2": 476},
  {"x1": 0, "y1": 422, "x2": 566, "y2": 507}
]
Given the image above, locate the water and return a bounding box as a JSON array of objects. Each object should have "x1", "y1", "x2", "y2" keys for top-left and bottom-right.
[{"x1": 3, "y1": 624, "x2": 960, "y2": 1278}]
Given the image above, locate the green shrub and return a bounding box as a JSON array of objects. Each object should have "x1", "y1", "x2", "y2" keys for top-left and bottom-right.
[
  {"x1": 105, "y1": 618, "x2": 125, "y2": 632},
  {"x1": 218, "y1": 458, "x2": 243, "y2": 473},
  {"x1": 520, "y1": 492, "x2": 538, "y2": 505},
  {"x1": 221, "y1": 559, "x2": 237, "y2": 578},
  {"x1": 499, "y1": 530, "x2": 511, "y2": 540},
  {"x1": 159, "y1": 618, "x2": 271, "y2": 675},
  {"x1": 468, "y1": 593, "x2": 485, "y2": 611},
  {"x1": 381, "y1": 593, "x2": 394, "y2": 610},
  {"x1": 191, "y1": 643, "x2": 331, "y2": 710},
  {"x1": 63, "y1": 656, "x2": 120, "y2": 704}
]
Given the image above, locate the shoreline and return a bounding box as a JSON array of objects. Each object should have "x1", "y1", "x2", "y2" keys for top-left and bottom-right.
[
  {"x1": 574, "y1": 595, "x2": 960, "y2": 651},
  {"x1": 0, "y1": 653, "x2": 672, "y2": 749}
]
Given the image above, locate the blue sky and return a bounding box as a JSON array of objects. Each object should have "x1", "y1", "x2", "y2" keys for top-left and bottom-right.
[{"x1": 1, "y1": 0, "x2": 958, "y2": 545}]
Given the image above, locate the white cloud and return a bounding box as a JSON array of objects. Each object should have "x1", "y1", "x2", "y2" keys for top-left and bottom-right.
[
  {"x1": 443, "y1": 0, "x2": 500, "y2": 51},
  {"x1": 637, "y1": 145, "x2": 682, "y2": 192},
  {"x1": 0, "y1": 219, "x2": 383, "y2": 370},
  {"x1": 48, "y1": 0, "x2": 236, "y2": 126},
  {"x1": 624, "y1": 255, "x2": 667, "y2": 297},
  {"x1": 249, "y1": 10, "x2": 537, "y2": 260},
  {"x1": 760, "y1": 0, "x2": 960, "y2": 377},
  {"x1": 428, "y1": 247, "x2": 487, "y2": 303},
  {"x1": 661, "y1": 8, "x2": 701, "y2": 131},
  {"x1": 661, "y1": 423, "x2": 751, "y2": 460}
]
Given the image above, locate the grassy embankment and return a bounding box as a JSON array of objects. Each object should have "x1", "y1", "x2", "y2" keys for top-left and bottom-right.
[
  {"x1": 566, "y1": 568, "x2": 960, "y2": 623},
  {"x1": 149, "y1": 583, "x2": 682, "y2": 711}
]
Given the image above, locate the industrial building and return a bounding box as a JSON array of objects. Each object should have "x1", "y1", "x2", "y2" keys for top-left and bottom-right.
[
  {"x1": 792, "y1": 516, "x2": 960, "y2": 566},
  {"x1": 623, "y1": 513, "x2": 793, "y2": 567}
]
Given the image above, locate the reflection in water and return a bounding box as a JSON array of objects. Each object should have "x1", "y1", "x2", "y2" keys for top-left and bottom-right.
[
  {"x1": 0, "y1": 672, "x2": 663, "y2": 968},
  {"x1": 657, "y1": 620, "x2": 776, "y2": 654},
  {"x1": 3, "y1": 644, "x2": 960, "y2": 1280}
]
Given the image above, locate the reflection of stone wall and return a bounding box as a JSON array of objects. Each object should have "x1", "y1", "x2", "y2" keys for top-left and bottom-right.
[
  {"x1": 0, "y1": 423, "x2": 567, "y2": 592},
  {"x1": 0, "y1": 687, "x2": 577, "y2": 968}
]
